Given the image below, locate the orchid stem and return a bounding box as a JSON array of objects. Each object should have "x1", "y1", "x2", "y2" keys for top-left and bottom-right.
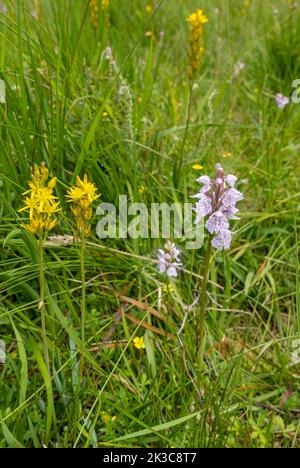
[{"x1": 198, "y1": 234, "x2": 212, "y2": 352}]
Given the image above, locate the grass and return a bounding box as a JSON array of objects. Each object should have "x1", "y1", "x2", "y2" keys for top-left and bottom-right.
[{"x1": 0, "y1": 0, "x2": 300, "y2": 448}]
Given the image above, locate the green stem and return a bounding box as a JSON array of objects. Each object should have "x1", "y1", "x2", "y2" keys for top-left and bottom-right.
[
  {"x1": 38, "y1": 236, "x2": 50, "y2": 375},
  {"x1": 80, "y1": 235, "x2": 86, "y2": 357},
  {"x1": 198, "y1": 234, "x2": 212, "y2": 348},
  {"x1": 174, "y1": 80, "x2": 193, "y2": 188}
]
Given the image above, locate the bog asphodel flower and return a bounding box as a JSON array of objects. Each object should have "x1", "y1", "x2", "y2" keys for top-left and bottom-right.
[
  {"x1": 187, "y1": 8, "x2": 208, "y2": 78},
  {"x1": 101, "y1": 0, "x2": 110, "y2": 10},
  {"x1": 67, "y1": 175, "x2": 99, "y2": 237},
  {"x1": 90, "y1": 0, "x2": 99, "y2": 29},
  {"x1": 163, "y1": 283, "x2": 174, "y2": 293},
  {"x1": 19, "y1": 163, "x2": 60, "y2": 236}
]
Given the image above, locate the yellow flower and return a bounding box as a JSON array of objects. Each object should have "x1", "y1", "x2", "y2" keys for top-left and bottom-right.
[
  {"x1": 187, "y1": 9, "x2": 208, "y2": 78},
  {"x1": 192, "y1": 163, "x2": 204, "y2": 170},
  {"x1": 138, "y1": 185, "x2": 146, "y2": 194},
  {"x1": 188, "y1": 10, "x2": 208, "y2": 25},
  {"x1": 102, "y1": 413, "x2": 117, "y2": 424},
  {"x1": 101, "y1": 0, "x2": 109, "y2": 10},
  {"x1": 222, "y1": 151, "x2": 232, "y2": 159},
  {"x1": 133, "y1": 336, "x2": 146, "y2": 350},
  {"x1": 19, "y1": 163, "x2": 60, "y2": 236},
  {"x1": 163, "y1": 284, "x2": 174, "y2": 293},
  {"x1": 146, "y1": 5, "x2": 153, "y2": 13},
  {"x1": 66, "y1": 175, "x2": 99, "y2": 238}
]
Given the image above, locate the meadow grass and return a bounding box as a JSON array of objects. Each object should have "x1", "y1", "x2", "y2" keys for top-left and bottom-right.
[{"x1": 0, "y1": 0, "x2": 300, "y2": 448}]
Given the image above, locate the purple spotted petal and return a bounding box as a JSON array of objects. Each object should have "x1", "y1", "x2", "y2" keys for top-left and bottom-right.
[
  {"x1": 222, "y1": 188, "x2": 244, "y2": 208},
  {"x1": 194, "y1": 197, "x2": 212, "y2": 222},
  {"x1": 206, "y1": 211, "x2": 229, "y2": 234},
  {"x1": 196, "y1": 175, "x2": 211, "y2": 185},
  {"x1": 221, "y1": 206, "x2": 240, "y2": 220},
  {"x1": 225, "y1": 174, "x2": 237, "y2": 187},
  {"x1": 211, "y1": 229, "x2": 232, "y2": 250}
]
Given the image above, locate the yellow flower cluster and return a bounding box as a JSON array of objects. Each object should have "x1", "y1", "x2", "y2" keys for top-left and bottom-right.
[
  {"x1": 19, "y1": 164, "x2": 60, "y2": 236},
  {"x1": 101, "y1": 0, "x2": 110, "y2": 10},
  {"x1": 102, "y1": 413, "x2": 117, "y2": 424},
  {"x1": 67, "y1": 175, "x2": 99, "y2": 237},
  {"x1": 90, "y1": 0, "x2": 99, "y2": 29},
  {"x1": 163, "y1": 283, "x2": 174, "y2": 293},
  {"x1": 187, "y1": 8, "x2": 208, "y2": 78}
]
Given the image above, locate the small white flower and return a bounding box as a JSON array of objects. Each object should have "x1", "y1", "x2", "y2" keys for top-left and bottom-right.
[
  {"x1": 233, "y1": 61, "x2": 245, "y2": 80},
  {"x1": 275, "y1": 93, "x2": 289, "y2": 109},
  {"x1": 157, "y1": 241, "x2": 182, "y2": 278}
]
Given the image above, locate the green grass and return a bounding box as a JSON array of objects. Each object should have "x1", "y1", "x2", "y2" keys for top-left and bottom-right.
[{"x1": 0, "y1": 0, "x2": 300, "y2": 448}]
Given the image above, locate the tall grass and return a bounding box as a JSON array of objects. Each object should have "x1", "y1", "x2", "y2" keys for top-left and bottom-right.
[{"x1": 0, "y1": 0, "x2": 300, "y2": 448}]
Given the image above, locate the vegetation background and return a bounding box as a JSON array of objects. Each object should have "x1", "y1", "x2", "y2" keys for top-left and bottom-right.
[{"x1": 0, "y1": 0, "x2": 300, "y2": 448}]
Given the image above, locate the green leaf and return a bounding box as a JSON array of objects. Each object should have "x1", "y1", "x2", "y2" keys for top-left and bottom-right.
[
  {"x1": 3, "y1": 228, "x2": 23, "y2": 248},
  {"x1": 113, "y1": 411, "x2": 203, "y2": 442},
  {"x1": 244, "y1": 271, "x2": 255, "y2": 296},
  {"x1": 11, "y1": 322, "x2": 28, "y2": 406},
  {"x1": 0, "y1": 416, "x2": 24, "y2": 448}
]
